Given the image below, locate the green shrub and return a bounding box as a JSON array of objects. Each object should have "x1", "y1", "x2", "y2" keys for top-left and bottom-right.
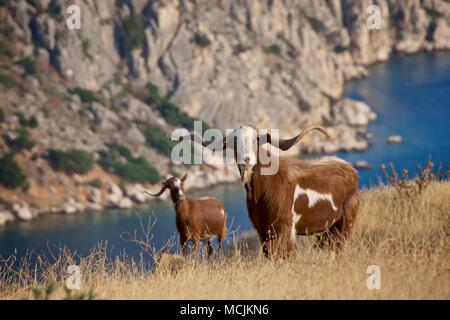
[
  {"x1": 145, "y1": 83, "x2": 163, "y2": 105},
  {"x1": 87, "y1": 178, "x2": 103, "y2": 188},
  {"x1": 159, "y1": 98, "x2": 197, "y2": 130},
  {"x1": 47, "y1": 149, "x2": 94, "y2": 174},
  {"x1": 144, "y1": 82, "x2": 209, "y2": 131},
  {"x1": 0, "y1": 154, "x2": 27, "y2": 188},
  {"x1": 193, "y1": 32, "x2": 211, "y2": 48},
  {"x1": 68, "y1": 87, "x2": 100, "y2": 103},
  {"x1": 0, "y1": 74, "x2": 17, "y2": 88},
  {"x1": 424, "y1": 8, "x2": 441, "y2": 18},
  {"x1": 113, "y1": 157, "x2": 161, "y2": 183},
  {"x1": 47, "y1": 1, "x2": 62, "y2": 19},
  {"x1": 0, "y1": 41, "x2": 13, "y2": 57},
  {"x1": 16, "y1": 112, "x2": 38, "y2": 128},
  {"x1": 99, "y1": 143, "x2": 161, "y2": 183},
  {"x1": 17, "y1": 57, "x2": 38, "y2": 76},
  {"x1": 143, "y1": 124, "x2": 174, "y2": 157},
  {"x1": 82, "y1": 39, "x2": 92, "y2": 59},
  {"x1": 106, "y1": 143, "x2": 133, "y2": 160},
  {"x1": 17, "y1": 112, "x2": 27, "y2": 126},
  {"x1": 263, "y1": 44, "x2": 281, "y2": 56},
  {"x1": 123, "y1": 14, "x2": 146, "y2": 49},
  {"x1": 8, "y1": 128, "x2": 35, "y2": 151},
  {"x1": 28, "y1": 115, "x2": 38, "y2": 128},
  {"x1": 0, "y1": 107, "x2": 4, "y2": 122}
]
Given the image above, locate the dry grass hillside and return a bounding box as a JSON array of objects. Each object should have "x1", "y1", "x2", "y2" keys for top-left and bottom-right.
[{"x1": 1, "y1": 181, "x2": 449, "y2": 300}]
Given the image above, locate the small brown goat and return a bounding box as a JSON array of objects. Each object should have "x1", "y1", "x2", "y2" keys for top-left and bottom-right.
[{"x1": 145, "y1": 174, "x2": 227, "y2": 257}]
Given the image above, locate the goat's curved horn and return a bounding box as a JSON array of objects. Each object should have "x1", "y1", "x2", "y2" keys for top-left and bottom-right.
[
  {"x1": 180, "y1": 173, "x2": 187, "y2": 182},
  {"x1": 144, "y1": 184, "x2": 167, "y2": 197},
  {"x1": 268, "y1": 126, "x2": 330, "y2": 151},
  {"x1": 169, "y1": 129, "x2": 234, "y2": 151}
]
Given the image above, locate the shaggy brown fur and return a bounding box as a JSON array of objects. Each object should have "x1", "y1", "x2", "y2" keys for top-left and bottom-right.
[{"x1": 246, "y1": 156, "x2": 359, "y2": 257}]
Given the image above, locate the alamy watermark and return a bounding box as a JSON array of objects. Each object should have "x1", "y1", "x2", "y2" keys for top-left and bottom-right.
[
  {"x1": 64, "y1": 3, "x2": 383, "y2": 31},
  {"x1": 170, "y1": 121, "x2": 280, "y2": 176},
  {"x1": 367, "y1": 5, "x2": 383, "y2": 30},
  {"x1": 66, "y1": 264, "x2": 82, "y2": 290},
  {"x1": 366, "y1": 265, "x2": 381, "y2": 290}
]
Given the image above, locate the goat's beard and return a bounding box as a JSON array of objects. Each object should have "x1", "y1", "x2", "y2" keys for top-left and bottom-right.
[{"x1": 238, "y1": 164, "x2": 253, "y2": 185}]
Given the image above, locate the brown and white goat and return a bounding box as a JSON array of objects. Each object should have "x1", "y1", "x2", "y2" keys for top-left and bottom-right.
[
  {"x1": 145, "y1": 174, "x2": 227, "y2": 257},
  {"x1": 176, "y1": 126, "x2": 359, "y2": 257}
]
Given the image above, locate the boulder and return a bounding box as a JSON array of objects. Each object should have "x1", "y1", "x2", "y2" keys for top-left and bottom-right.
[
  {"x1": 125, "y1": 185, "x2": 147, "y2": 204},
  {"x1": 117, "y1": 197, "x2": 133, "y2": 209},
  {"x1": 108, "y1": 183, "x2": 123, "y2": 198},
  {"x1": 61, "y1": 198, "x2": 85, "y2": 214},
  {"x1": 12, "y1": 203, "x2": 35, "y2": 221},
  {"x1": 354, "y1": 160, "x2": 372, "y2": 170},
  {"x1": 333, "y1": 99, "x2": 377, "y2": 127},
  {"x1": 86, "y1": 203, "x2": 104, "y2": 211},
  {"x1": 387, "y1": 135, "x2": 402, "y2": 144},
  {"x1": 0, "y1": 211, "x2": 15, "y2": 226},
  {"x1": 107, "y1": 183, "x2": 123, "y2": 206},
  {"x1": 87, "y1": 187, "x2": 102, "y2": 204}
]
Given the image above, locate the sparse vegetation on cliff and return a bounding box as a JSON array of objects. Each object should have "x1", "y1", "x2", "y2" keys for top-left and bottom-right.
[
  {"x1": 0, "y1": 154, "x2": 27, "y2": 188},
  {"x1": 144, "y1": 124, "x2": 174, "y2": 157},
  {"x1": 68, "y1": 87, "x2": 100, "y2": 104},
  {"x1": 193, "y1": 32, "x2": 211, "y2": 48},
  {"x1": 47, "y1": 149, "x2": 94, "y2": 175},
  {"x1": 121, "y1": 13, "x2": 146, "y2": 50},
  {"x1": 7, "y1": 127, "x2": 35, "y2": 152},
  {"x1": 99, "y1": 143, "x2": 161, "y2": 183},
  {"x1": 144, "y1": 82, "x2": 207, "y2": 131}
]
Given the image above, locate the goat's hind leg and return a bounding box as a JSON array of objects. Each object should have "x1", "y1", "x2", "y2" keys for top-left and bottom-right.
[
  {"x1": 180, "y1": 236, "x2": 189, "y2": 256},
  {"x1": 206, "y1": 238, "x2": 213, "y2": 258}
]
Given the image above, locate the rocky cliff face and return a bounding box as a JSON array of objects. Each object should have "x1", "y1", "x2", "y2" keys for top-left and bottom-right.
[{"x1": 0, "y1": 0, "x2": 450, "y2": 224}]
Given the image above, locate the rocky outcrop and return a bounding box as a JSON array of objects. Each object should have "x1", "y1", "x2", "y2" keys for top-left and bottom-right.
[
  {"x1": 333, "y1": 99, "x2": 377, "y2": 127},
  {"x1": 87, "y1": 187, "x2": 102, "y2": 204},
  {"x1": 0, "y1": 211, "x2": 15, "y2": 226},
  {"x1": 12, "y1": 203, "x2": 36, "y2": 221}
]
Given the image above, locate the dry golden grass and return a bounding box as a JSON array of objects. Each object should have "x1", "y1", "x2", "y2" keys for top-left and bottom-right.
[{"x1": 1, "y1": 182, "x2": 449, "y2": 300}]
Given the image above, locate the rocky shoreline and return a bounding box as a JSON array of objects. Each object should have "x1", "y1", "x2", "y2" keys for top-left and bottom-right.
[{"x1": 0, "y1": 165, "x2": 240, "y2": 227}]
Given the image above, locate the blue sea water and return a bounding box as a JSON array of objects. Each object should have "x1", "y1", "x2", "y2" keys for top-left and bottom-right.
[
  {"x1": 0, "y1": 52, "x2": 449, "y2": 262},
  {"x1": 339, "y1": 52, "x2": 450, "y2": 187}
]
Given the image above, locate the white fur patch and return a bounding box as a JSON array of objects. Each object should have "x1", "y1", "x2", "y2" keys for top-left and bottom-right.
[
  {"x1": 291, "y1": 185, "x2": 303, "y2": 241},
  {"x1": 295, "y1": 186, "x2": 338, "y2": 211},
  {"x1": 234, "y1": 126, "x2": 257, "y2": 166},
  {"x1": 174, "y1": 178, "x2": 184, "y2": 197}
]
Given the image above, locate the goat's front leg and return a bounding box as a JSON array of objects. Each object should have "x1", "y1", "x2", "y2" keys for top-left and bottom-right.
[
  {"x1": 180, "y1": 235, "x2": 189, "y2": 256},
  {"x1": 206, "y1": 238, "x2": 213, "y2": 258},
  {"x1": 261, "y1": 226, "x2": 292, "y2": 258}
]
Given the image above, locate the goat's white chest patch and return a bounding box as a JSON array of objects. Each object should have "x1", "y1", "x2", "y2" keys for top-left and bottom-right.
[{"x1": 292, "y1": 185, "x2": 338, "y2": 212}]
